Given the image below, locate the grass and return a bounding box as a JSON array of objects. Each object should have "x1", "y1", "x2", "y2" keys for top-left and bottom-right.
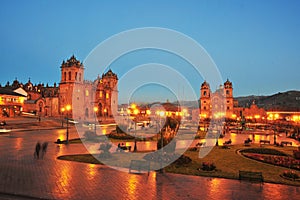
[{"x1": 57, "y1": 143, "x2": 300, "y2": 186}]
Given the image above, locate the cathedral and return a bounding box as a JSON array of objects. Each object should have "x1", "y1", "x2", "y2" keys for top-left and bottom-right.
[
  {"x1": 0, "y1": 55, "x2": 118, "y2": 120},
  {"x1": 199, "y1": 79, "x2": 234, "y2": 119},
  {"x1": 59, "y1": 55, "x2": 118, "y2": 121}
]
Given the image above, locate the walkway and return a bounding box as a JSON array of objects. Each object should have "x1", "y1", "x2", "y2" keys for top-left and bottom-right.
[{"x1": 0, "y1": 118, "x2": 299, "y2": 200}]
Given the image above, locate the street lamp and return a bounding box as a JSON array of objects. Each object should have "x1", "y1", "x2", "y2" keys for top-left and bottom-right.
[
  {"x1": 133, "y1": 118, "x2": 137, "y2": 152},
  {"x1": 157, "y1": 110, "x2": 165, "y2": 173},
  {"x1": 61, "y1": 107, "x2": 65, "y2": 127},
  {"x1": 66, "y1": 104, "x2": 71, "y2": 143},
  {"x1": 104, "y1": 108, "x2": 107, "y2": 121},
  {"x1": 94, "y1": 106, "x2": 98, "y2": 134}
]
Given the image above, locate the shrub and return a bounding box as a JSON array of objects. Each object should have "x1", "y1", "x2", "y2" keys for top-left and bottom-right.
[
  {"x1": 200, "y1": 162, "x2": 216, "y2": 171},
  {"x1": 282, "y1": 170, "x2": 299, "y2": 180},
  {"x1": 98, "y1": 142, "x2": 112, "y2": 159},
  {"x1": 173, "y1": 155, "x2": 192, "y2": 166},
  {"x1": 157, "y1": 138, "x2": 176, "y2": 153}
]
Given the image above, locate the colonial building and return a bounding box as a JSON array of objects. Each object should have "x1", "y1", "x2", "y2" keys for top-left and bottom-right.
[
  {"x1": 200, "y1": 79, "x2": 234, "y2": 119},
  {"x1": 0, "y1": 87, "x2": 26, "y2": 117},
  {"x1": 0, "y1": 55, "x2": 118, "y2": 121},
  {"x1": 59, "y1": 55, "x2": 118, "y2": 121}
]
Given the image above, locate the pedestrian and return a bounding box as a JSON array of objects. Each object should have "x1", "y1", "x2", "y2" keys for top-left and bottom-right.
[
  {"x1": 116, "y1": 143, "x2": 121, "y2": 152},
  {"x1": 41, "y1": 142, "x2": 48, "y2": 159},
  {"x1": 34, "y1": 142, "x2": 41, "y2": 159}
]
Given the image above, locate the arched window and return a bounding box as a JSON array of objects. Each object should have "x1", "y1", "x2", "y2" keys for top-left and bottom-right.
[
  {"x1": 226, "y1": 90, "x2": 230, "y2": 95},
  {"x1": 203, "y1": 91, "x2": 207, "y2": 96},
  {"x1": 64, "y1": 72, "x2": 66, "y2": 81},
  {"x1": 68, "y1": 72, "x2": 71, "y2": 81}
]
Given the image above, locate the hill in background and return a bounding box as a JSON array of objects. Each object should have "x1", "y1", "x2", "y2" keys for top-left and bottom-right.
[{"x1": 235, "y1": 90, "x2": 300, "y2": 111}]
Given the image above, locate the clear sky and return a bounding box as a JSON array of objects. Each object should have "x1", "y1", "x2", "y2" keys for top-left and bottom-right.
[{"x1": 1, "y1": 0, "x2": 300, "y2": 103}]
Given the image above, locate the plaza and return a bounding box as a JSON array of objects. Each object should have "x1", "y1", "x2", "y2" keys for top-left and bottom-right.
[{"x1": 0, "y1": 117, "x2": 299, "y2": 200}]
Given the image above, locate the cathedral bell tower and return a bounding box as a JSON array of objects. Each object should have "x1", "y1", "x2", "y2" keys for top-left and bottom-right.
[
  {"x1": 224, "y1": 79, "x2": 233, "y2": 117},
  {"x1": 200, "y1": 81, "x2": 211, "y2": 119},
  {"x1": 59, "y1": 55, "x2": 84, "y2": 114}
]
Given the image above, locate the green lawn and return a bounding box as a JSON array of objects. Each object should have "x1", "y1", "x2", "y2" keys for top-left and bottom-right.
[{"x1": 57, "y1": 143, "x2": 300, "y2": 186}]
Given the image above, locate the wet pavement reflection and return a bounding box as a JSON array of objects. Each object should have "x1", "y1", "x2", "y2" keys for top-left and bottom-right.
[{"x1": 0, "y1": 120, "x2": 299, "y2": 199}]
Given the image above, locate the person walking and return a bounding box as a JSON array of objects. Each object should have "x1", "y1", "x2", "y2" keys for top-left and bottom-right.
[
  {"x1": 34, "y1": 142, "x2": 41, "y2": 159},
  {"x1": 41, "y1": 142, "x2": 48, "y2": 159}
]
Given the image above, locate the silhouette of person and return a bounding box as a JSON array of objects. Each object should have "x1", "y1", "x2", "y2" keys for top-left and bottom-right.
[
  {"x1": 35, "y1": 142, "x2": 41, "y2": 159},
  {"x1": 41, "y1": 142, "x2": 48, "y2": 159}
]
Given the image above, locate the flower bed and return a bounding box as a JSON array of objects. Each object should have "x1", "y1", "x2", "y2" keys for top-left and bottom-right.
[{"x1": 242, "y1": 152, "x2": 300, "y2": 171}]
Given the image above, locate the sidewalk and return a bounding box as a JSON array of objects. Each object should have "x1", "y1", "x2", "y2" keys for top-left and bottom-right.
[{"x1": 0, "y1": 122, "x2": 299, "y2": 199}]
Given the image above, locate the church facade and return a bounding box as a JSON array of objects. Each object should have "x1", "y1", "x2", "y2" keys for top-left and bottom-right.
[
  {"x1": 0, "y1": 55, "x2": 118, "y2": 121},
  {"x1": 200, "y1": 79, "x2": 234, "y2": 119},
  {"x1": 59, "y1": 55, "x2": 118, "y2": 121}
]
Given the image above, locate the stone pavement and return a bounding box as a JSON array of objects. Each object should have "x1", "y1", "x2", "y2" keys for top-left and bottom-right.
[{"x1": 0, "y1": 118, "x2": 299, "y2": 200}]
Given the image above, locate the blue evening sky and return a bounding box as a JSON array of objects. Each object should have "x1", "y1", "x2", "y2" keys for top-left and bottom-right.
[{"x1": 0, "y1": 0, "x2": 300, "y2": 103}]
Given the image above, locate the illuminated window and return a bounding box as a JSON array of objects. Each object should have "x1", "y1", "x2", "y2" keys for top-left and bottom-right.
[
  {"x1": 106, "y1": 93, "x2": 109, "y2": 99},
  {"x1": 99, "y1": 91, "x2": 103, "y2": 98},
  {"x1": 85, "y1": 90, "x2": 89, "y2": 96}
]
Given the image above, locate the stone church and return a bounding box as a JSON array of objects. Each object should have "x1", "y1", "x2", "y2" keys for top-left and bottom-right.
[
  {"x1": 199, "y1": 79, "x2": 234, "y2": 119},
  {"x1": 0, "y1": 55, "x2": 118, "y2": 121},
  {"x1": 59, "y1": 55, "x2": 118, "y2": 121}
]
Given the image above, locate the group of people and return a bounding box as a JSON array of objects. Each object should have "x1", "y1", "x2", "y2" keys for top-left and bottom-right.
[{"x1": 34, "y1": 142, "x2": 48, "y2": 159}]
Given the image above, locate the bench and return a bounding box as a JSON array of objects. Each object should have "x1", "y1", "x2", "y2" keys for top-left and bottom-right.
[
  {"x1": 259, "y1": 140, "x2": 270, "y2": 144},
  {"x1": 239, "y1": 170, "x2": 263, "y2": 185},
  {"x1": 244, "y1": 138, "x2": 252, "y2": 146},
  {"x1": 119, "y1": 146, "x2": 131, "y2": 152},
  {"x1": 129, "y1": 160, "x2": 150, "y2": 174},
  {"x1": 280, "y1": 141, "x2": 292, "y2": 146}
]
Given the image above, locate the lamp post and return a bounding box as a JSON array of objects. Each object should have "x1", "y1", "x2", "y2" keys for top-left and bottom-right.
[
  {"x1": 273, "y1": 125, "x2": 277, "y2": 145},
  {"x1": 157, "y1": 110, "x2": 165, "y2": 173},
  {"x1": 104, "y1": 108, "x2": 107, "y2": 121},
  {"x1": 61, "y1": 107, "x2": 65, "y2": 127},
  {"x1": 133, "y1": 118, "x2": 137, "y2": 152},
  {"x1": 94, "y1": 106, "x2": 98, "y2": 135},
  {"x1": 66, "y1": 104, "x2": 71, "y2": 144}
]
